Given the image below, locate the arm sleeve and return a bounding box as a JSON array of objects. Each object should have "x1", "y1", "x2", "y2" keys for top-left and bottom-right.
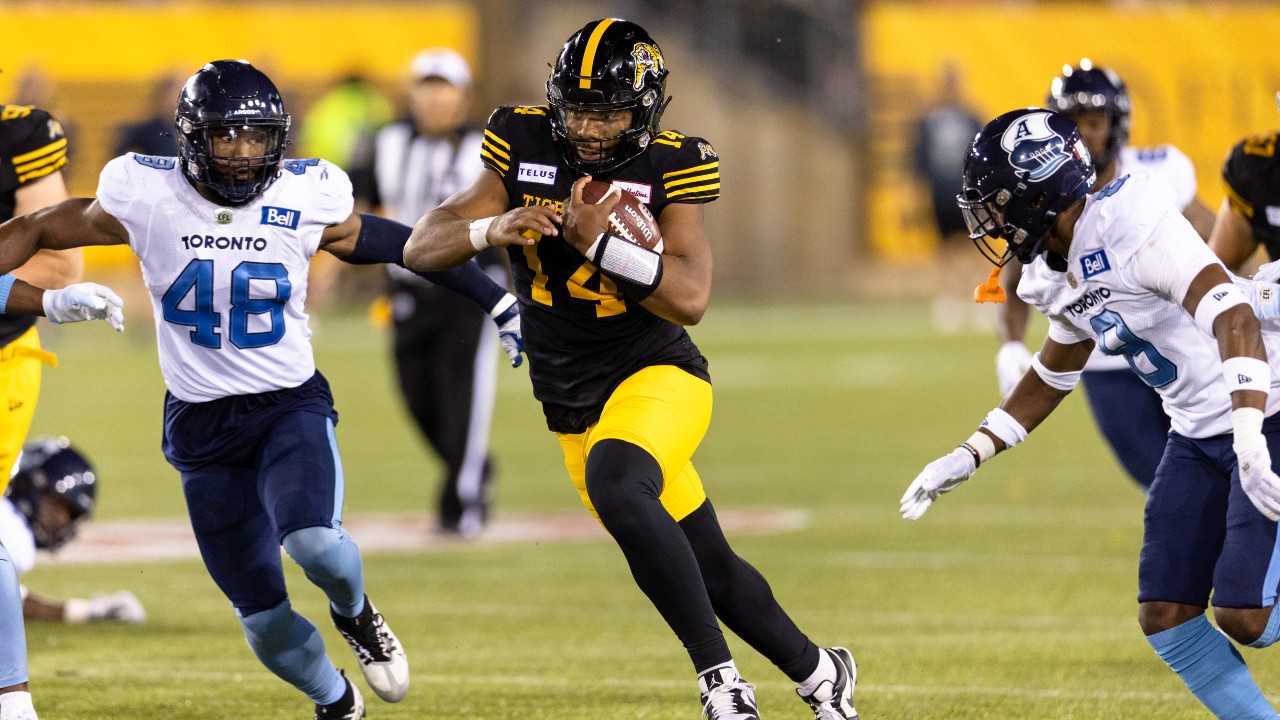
[{"x1": 341, "y1": 213, "x2": 507, "y2": 313}]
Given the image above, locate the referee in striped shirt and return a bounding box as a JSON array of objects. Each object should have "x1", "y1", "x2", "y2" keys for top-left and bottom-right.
[{"x1": 352, "y1": 49, "x2": 511, "y2": 537}]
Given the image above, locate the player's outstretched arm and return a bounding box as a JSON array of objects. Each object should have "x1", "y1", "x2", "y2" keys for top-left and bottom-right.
[
  {"x1": 900, "y1": 336, "x2": 1091, "y2": 520},
  {"x1": 321, "y1": 211, "x2": 526, "y2": 366},
  {"x1": 1185, "y1": 263, "x2": 1280, "y2": 519},
  {"x1": 0, "y1": 198, "x2": 128, "y2": 274},
  {"x1": 405, "y1": 169, "x2": 558, "y2": 271},
  {"x1": 24, "y1": 587, "x2": 146, "y2": 624}
]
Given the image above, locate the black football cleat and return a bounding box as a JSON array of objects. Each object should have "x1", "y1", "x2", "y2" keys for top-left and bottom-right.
[
  {"x1": 331, "y1": 595, "x2": 409, "y2": 702},
  {"x1": 314, "y1": 671, "x2": 365, "y2": 720},
  {"x1": 797, "y1": 647, "x2": 859, "y2": 719}
]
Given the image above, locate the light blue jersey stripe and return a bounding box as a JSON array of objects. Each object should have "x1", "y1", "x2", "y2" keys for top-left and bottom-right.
[
  {"x1": 326, "y1": 418, "x2": 345, "y2": 527},
  {"x1": 1263, "y1": 527, "x2": 1280, "y2": 607}
]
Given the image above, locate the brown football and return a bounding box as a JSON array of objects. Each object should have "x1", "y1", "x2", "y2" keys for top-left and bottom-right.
[{"x1": 581, "y1": 180, "x2": 664, "y2": 252}]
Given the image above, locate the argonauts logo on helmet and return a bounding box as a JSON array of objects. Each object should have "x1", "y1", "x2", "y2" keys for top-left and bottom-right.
[
  {"x1": 631, "y1": 43, "x2": 664, "y2": 91},
  {"x1": 999, "y1": 111, "x2": 1089, "y2": 183}
]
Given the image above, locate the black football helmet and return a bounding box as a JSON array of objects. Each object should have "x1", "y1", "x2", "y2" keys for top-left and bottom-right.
[
  {"x1": 546, "y1": 18, "x2": 671, "y2": 174},
  {"x1": 957, "y1": 108, "x2": 1096, "y2": 267},
  {"x1": 7, "y1": 437, "x2": 97, "y2": 550},
  {"x1": 1046, "y1": 59, "x2": 1130, "y2": 170},
  {"x1": 175, "y1": 60, "x2": 291, "y2": 205}
]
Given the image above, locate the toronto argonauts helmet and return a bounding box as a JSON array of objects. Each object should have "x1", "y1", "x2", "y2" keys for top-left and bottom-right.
[
  {"x1": 175, "y1": 59, "x2": 291, "y2": 205},
  {"x1": 7, "y1": 436, "x2": 97, "y2": 550},
  {"x1": 1046, "y1": 59, "x2": 1130, "y2": 170},
  {"x1": 956, "y1": 108, "x2": 1096, "y2": 266},
  {"x1": 546, "y1": 18, "x2": 671, "y2": 174}
]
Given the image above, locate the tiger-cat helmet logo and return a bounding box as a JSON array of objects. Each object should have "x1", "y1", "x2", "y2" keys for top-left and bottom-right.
[{"x1": 631, "y1": 43, "x2": 665, "y2": 91}]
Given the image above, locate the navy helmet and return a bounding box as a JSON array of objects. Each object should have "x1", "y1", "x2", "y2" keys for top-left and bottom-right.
[
  {"x1": 1046, "y1": 59, "x2": 1130, "y2": 170},
  {"x1": 175, "y1": 60, "x2": 291, "y2": 205},
  {"x1": 956, "y1": 108, "x2": 1096, "y2": 266},
  {"x1": 7, "y1": 437, "x2": 97, "y2": 550},
  {"x1": 546, "y1": 18, "x2": 671, "y2": 174}
]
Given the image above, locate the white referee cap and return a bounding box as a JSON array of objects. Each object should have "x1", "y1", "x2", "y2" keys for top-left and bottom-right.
[{"x1": 411, "y1": 48, "x2": 472, "y2": 88}]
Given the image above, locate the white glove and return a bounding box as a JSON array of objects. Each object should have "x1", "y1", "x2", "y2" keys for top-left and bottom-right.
[
  {"x1": 900, "y1": 447, "x2": 977, "y2": 520},
  {"x1": 1236, "y1": 443, "x2": 1280, "y2": 522},
  {"x1": 42, "y1": 283, "x2": 124, "y2": 331},
  {"x1": 996, "y1": 341, "x2": 1033, "y2": 396},
  {"x1": 490, "y1": 294, "x2": 525, "y2": 368},
  {"x1": 1254, "y1": 260, "x2": 1280, "y2": 284},
  {"x1": 64, "y1": 590, "x2": 147, "y2": 624},
  {"x1": 1233, "y1": 274, "x2": 1280, "y2": 321}
]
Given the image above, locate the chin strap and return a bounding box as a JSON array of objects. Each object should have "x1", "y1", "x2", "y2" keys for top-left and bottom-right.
[{"x1": 973, "y1": 265, "x2": 1006, "y2": 304}]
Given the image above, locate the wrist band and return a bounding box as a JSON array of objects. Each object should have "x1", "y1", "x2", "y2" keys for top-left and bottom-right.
[
  {"x1": 0, "y1": 273, "x2": 16, "y2": 314},
  {"x1": 981, "y1": 407, "x2": 1028, "y2": 448},
  {"x1": 1223, "y1": 356, "x2": 1272, "y2": 396},
  {"x1": 963, "y1": 431, "x2": 997, "y2": 464},
  {"x1": 469, "y1": 216, "x2": 496, "y2": 252}
]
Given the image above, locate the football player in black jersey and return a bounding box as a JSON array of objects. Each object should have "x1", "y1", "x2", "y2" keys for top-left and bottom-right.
[
  {"x1": 1209, "y1": 99, "x2": 1280, "y2": 272},
  {"x1": 405, "y1": 18, "x2": 858, "y2": 720}
]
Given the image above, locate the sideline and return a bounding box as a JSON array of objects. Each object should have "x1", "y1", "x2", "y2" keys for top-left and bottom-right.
[{"x1": 42, "y1": 508, "x2": 810, "y2": 565}]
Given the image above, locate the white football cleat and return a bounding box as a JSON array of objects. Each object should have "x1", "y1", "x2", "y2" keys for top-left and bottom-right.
[
  {"x1": 331, "y1": 595, "x2": 409, "y2": 703},
  {"x1": 797, "y1": 647, "x2": 859, "y2": 719}
]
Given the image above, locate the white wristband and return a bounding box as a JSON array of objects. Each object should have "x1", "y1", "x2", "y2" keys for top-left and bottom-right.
[
  {"x1": 1223, "y1": 356, "x2": 1271, "y2": 396},
  {"x1": 489, "y1": 293, "x2": 516, "y2": 319},
  {"x1": 64, "y1": 597, "x2": 91, "y2": 624},
  {"x1": 980, "y1": 407, "x2": 1029, "y2": 448},
  {"x1": 1232, "y1": 407, "x2": 1268, "y2": 454},
  {"x1": 469, "y1": 216, "x2": 496, "y2": 252},
  {"x1": 963, "y1": 431, "x2": 997, "y2": 464},
  {"x1": 1195, "y1": 282, "x2": 1250, "y2": 337}
]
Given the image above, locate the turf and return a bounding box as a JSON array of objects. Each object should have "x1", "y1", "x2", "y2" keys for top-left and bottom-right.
[{"x1": 19, "y1": 298, "x2": 1275, "y2": 718}]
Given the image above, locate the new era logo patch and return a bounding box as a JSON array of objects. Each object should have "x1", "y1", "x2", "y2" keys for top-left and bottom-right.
[
  {"x1": 261, "y1": 206, "x2": 299, "y2": 230},
  {"x1": 1080, "y1": 250, "x2": 1110, "y2": 279}
]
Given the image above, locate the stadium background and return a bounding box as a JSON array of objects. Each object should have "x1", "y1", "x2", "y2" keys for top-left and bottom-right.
[{"x1": 4, "y1": 1, "x2": 1280, "y2": 718}]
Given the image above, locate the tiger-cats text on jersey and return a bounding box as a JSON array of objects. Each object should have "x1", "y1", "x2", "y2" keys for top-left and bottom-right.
[
  {"x1": 481, "y1": 105, "x2": 720, "y2": 433},
  {"x1": 0, "y1": 105, "x2": 68, "y2": 347}
]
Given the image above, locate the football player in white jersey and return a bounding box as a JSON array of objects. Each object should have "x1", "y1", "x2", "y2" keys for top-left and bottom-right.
[
  {"x1": 904, "y1": 108, "x2": 1280, "y2": 719},
  {"x1": 0, "y1": 60, "x2": 526, "y2": 720},
  {"x1": 995, "y1": 61, "x2": 1216, "y2": 492}
]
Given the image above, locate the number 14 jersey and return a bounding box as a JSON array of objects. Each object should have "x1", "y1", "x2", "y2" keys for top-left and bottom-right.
[{"x1": 96, "y1": 154, "x2": 353, "y2": 402}]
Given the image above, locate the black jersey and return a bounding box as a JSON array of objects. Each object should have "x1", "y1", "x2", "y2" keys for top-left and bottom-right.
[
  {"x1": 0, "y1": 105, "x2": 67, "y2": 346},
  {"x1": 481, "y1": 105, "x2": 720, "y2": 433},
  {"x1": 1222, "y1": 131, "x2": 1280, "y2": 260}
]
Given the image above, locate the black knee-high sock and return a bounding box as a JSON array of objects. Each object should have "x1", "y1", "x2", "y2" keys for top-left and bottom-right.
[
  {"x1": 680, "y1": 501, "x2": 821, "y2": 682},
  {"x1": 585, "y1": 439, "x2": 731, "y2": 672}
]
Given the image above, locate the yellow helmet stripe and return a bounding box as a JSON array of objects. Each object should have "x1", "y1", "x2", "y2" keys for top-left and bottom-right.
[{"x1": 579, "y1": 18, "x2": 616, "y2": 90}]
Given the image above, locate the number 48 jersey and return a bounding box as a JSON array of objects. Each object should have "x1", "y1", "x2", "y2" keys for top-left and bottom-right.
[
  {"x1": 1018, "y1": 169, "x2": 1280, "y2": 439},
  {"x1": 96, "y1": 154, "x2": 353, "y2": 402}
]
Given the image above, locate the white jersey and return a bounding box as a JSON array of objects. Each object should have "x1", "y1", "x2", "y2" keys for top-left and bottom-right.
[
  {"x1": 1019, "y1": 170, "x2": 1280, "y2": 439},
  {"x1": 0, "y1": 497, "x2": 35, "y2": 576},
  {"x1": 1086, "y1": 144, "x2": 1199, "y2": 372},
  {"x1": 96, "y1": 155, "x2": 353, "y2": 402}
]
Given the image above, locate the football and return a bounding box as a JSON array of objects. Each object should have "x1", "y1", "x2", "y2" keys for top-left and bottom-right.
[{"x1": 581, "y1": 180, "x2": 664, "y2": 252}]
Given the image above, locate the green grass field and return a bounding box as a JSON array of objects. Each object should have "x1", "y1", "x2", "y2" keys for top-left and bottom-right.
[{"x1": 17, "y1": 298, "x2": 1271, "y2": 718}]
